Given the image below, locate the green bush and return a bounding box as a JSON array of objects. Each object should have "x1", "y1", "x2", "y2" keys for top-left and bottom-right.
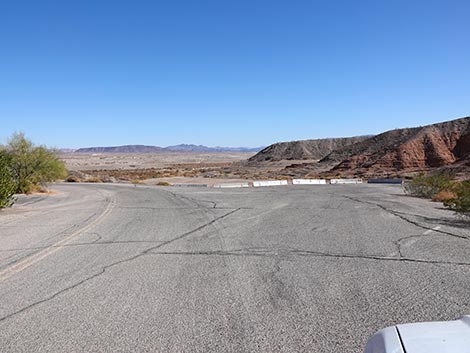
[
  {"x1": 403, "y1": 172, "x2": 453, "y2": 198},
  {"x1": 0, "y1": 152, "x2": 16, "y2": 208},
  {"x1": 3, "y1": 132, "x2": 67, "y2": 194},
  {"x1": 444, "y1": 181, "x2": 470, "y2": 219}
]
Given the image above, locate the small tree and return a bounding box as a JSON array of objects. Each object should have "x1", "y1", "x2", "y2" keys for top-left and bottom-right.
[
  {"x1": 5, "y1": 133, "x2": 67, "y2": 193},
  {"x1": 0, "y1": 151, "x2": 16, "y2": 208}
]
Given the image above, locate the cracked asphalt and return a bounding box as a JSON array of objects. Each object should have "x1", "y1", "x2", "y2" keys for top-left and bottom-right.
[{"x1": 0, "y1": 183, "x2": 469, "y2": 353}]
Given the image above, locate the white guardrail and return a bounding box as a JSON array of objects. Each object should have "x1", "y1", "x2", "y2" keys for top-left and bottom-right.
[
  {"x1": 292, "y1": 179, "x2": 327, "y2": 185},
  {"x1": 213, "y1": 182, "x2": 250, "y2": 188},
  {"x1": 253, "y1": 180, "x2": 289, "y2": 187},
  {"x1": 330, "y1": 178, "x2": 363, "y2": 184}
]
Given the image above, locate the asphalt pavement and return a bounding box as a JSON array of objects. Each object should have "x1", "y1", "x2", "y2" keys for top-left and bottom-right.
[{"x1": 1, "y1": 183, "x2": 469, "y2": 353}]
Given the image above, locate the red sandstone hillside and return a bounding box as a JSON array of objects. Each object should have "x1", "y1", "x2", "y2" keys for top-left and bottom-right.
[
  {"x1": 318, "y1": 116, "x2": 470, "y2": 176},
  {"x1": 247, "y1": 136, "x2": 369, "y2": 163}
]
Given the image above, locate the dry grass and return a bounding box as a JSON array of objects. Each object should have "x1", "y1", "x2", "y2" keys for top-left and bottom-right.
[{"x1": 27, "y1": 184, "x2": 49, "y2": 194}]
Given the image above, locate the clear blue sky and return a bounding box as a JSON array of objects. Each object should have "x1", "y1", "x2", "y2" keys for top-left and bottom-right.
[{"x1": 1, "y1": 0, "x2": 469, "y2": 148}]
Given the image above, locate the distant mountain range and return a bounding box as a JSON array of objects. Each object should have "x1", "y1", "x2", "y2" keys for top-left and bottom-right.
[{"x1": 69, "y1": 144, "x2": 263, "y2": 153}]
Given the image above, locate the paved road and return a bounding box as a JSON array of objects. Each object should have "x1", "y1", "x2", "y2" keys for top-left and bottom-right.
[{"x1": 1, "y1": 183, "x2": 469, "y2": 353}]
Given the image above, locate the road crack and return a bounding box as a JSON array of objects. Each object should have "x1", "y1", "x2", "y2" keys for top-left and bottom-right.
[
  {"x1": 341, "y1": 195, "x2": 470, "y2": 261},
  {"x1": 0, "y1": 211, "x2": 104, "y2": 272},
  {"x1": 0, "y1": 208, "x2": 241, "y2": 323},
  {"x1": 145, "y1": 248, "x2": 470, "y2": 267},
  {"x1": 0, "y1": 239, "x2": 168, "y2": 252},
  {"x1": 164, "y1": 190, "x2": 221, "y2": 209},
  {"x1": 342, "y1": 195, "x2": 469, "y2": 240}
]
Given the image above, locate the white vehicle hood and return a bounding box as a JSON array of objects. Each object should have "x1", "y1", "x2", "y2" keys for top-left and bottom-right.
[
  {"x1": 364, "y1": 316, "x2": 470, "y2": 353},
  {"x1": 397, "y1": 315, "x2": 470, "y2": 353}
]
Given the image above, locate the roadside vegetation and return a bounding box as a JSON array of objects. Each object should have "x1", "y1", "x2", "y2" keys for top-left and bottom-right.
[
  {"x1": 404, "y1": 172, "x2": 470, "y2": 219},
  {"x1": 403, "y1": 172, "x2": 454, "y2": 198},
  {"x1": 0, "y1": 152, "x2": 16, "y2": 208},
  {"x1": 156, "y1": 181, "x2": 171, "y2": 186},
  {"x1": 443, "y1": 181, "x2": 470, "y2": 219},
  {"x1": 0, "y1": 133, "x2": 67, "y2": 208},
  {"x1": 65, "y1": 175, "x2": 80, "y2": 182}
]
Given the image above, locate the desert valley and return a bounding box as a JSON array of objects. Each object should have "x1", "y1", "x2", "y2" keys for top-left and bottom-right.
[{"x1": 59, "y1": 116, "x2": 470, "y2": 185}]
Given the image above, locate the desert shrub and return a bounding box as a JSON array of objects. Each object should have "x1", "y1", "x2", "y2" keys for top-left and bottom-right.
[
  {"x1": 84, "y1": 176, "x2": 103, "y2": 183},
  {"x1": 403, "y1": 172, "x2": 454, "y2": 198},
  {"x1": 65, "y1": 175, "x2": 80, "y2": 182},
  {"x1": 156, "y1": 181, "x2": 171, "y2": 186},
  {"x1": 131, "y1": 179, "x2": 144, "y2": 185},
  {"x1": 0, "y1": 152, "x2": 16, "y2": 208},
  {"x1": 4, "y1": 133, "x2": 67, "y2": 193},
  {"x1": 432, "y1": 190, "x2": 456, "y2": 203},
  {"x1": 28, "y1": 184, "x2": 49, "y2": 193},
  {"x1": 99, "y1": 176, "x2": 114, "y2": 183},
  {"x1": 444, "y1": 181, "x2": 470, "y2": 219},
  {"x1": 275, "y1": 175, "x2": 291, "y2": 180}
]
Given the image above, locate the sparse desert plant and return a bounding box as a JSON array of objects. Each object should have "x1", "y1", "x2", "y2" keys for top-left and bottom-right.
[
  {"x1": 156, "y1": 181, "x2": 171, "y2": 186},
  {"x1": 0, "y1": 152, "x2": 16, "y2": 208},
  {"x1": 65, "y1": 175, "x2": 80, "y2": 182},
  {"x1": 131, "y1": 179, "x2": 145, "y2": 185},
  {"x1": 84, "y1": 176, "x2": 103, "y2": 183},
  {"x1": 99, "y1": 176, "x2": 114, "y2": 183},
  {"x1": 28, "y1": 183, "x2": 49, "y2": 193},
  {"x1": 305, "y1": 172, "x2": 320, "y2": 179},
  {"x1": 444, "y1": 180, "x2": 470, "y2": 219},
  {"x1": 3, "y1": 132, "x2": 67, "y2": 193},
  {"x1": 403, "y1": 172, "x2": 454, "y2": 198}
]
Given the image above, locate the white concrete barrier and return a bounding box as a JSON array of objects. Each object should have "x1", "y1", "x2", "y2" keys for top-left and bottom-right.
[
  {"x1": 292, "y1": 179, "x2": 327, "y2": 185},
  {"x1": 330, "y1": 178, "x2": 363, "y2": 184},
  {"x1": 253, "y1": 180, "x2": 288, "y2": 187},
  {"x1": 213, "y1": 182, "x2": 250, "y2": 188}
]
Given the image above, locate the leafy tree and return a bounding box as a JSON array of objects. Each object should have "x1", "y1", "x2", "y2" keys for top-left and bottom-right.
[
  {"x1": 0, "y1": 151, "x2": 16, "y2": 208},
  {"x1": 4, "y1": 132, "x2": 67, "y2": 194}
]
